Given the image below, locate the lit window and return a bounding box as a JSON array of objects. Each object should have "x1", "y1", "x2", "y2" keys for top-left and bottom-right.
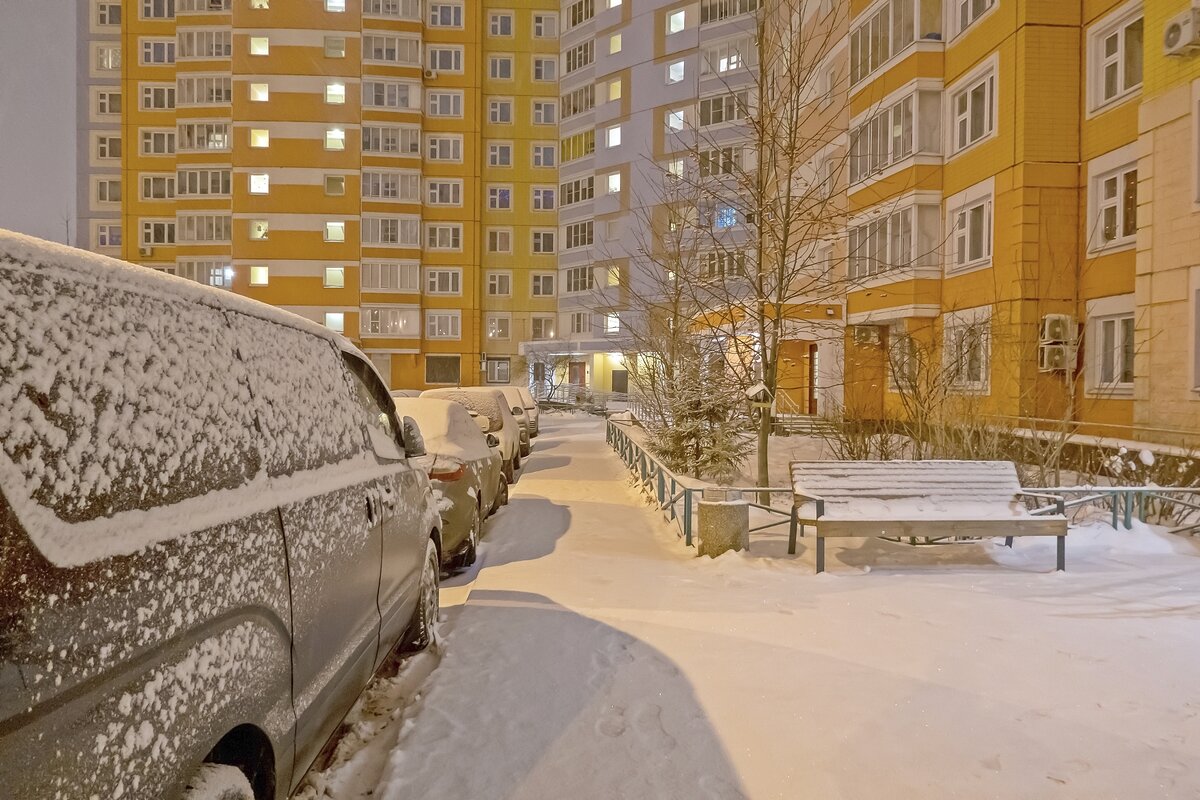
[
  {"x1": 325, "y1": 36, "x2": 346, "y2": 58},
  {"x1": 606, "y1": 125, "x2": 621, "y2": 147},
  {"x1": 250, "y1": 0, "x2": 268, "y2": 7},
  {"x1": 325, "y1": 221, "x2": 346, "y2": 242},
  {"x1": 250, "y1": 37, "x2": 269, "y2": 56},
  {"x1": 249, "y1": 220, "x2": 269, "y2": 240},
  {"x1": 325, "y1": 128, "x2": 345, "y2": 150},
  {"x1": 715, "y1": 206, "x2": 737, "y2": 228},
  {"x1": 608, "y1": 79, "x2": 622, "y2": 102},
  {"x1": 608, "y1": 0, "x2": 622, "y2": 7},
  {"x1": 609, "y1": 34, "x2": 622, "y2": 54},
  {"x1": 325, "y1": 175, "x2": 345, "y2": 195},
  {"x1": 326, "y1": 83, "x2": 346, "y2": 104},
  {"x1": 606, "y1": 314, "x2": 620, "y2": 334},
  {"x1": 325, "y1": 312, "x2": 345, "y2": 333},
  {"x1": 608, "y1": 173, "x2": 621, "y2": 193},
  {"x1": 325, "y1": 0, "x2": 346, "y2": 10},
  {"x1": 667, "y1": 157, "x2": 684, "y2": 177},
  {"x1": 666, "y1": 109, "x2": 685, "y2": 131},
  {"x1": 250, "y1": 83, "x2": 269, "y2": 102},
  {"x1": 667, "y1": 61, "x2": 685, "y2": 84},
  {"x1": 249, "y1": 173, "x2": 269, "y2": 194},
  {"x1": 250, "y1": 129, "x2": 269, "y2": 148},
  {"x1": 667, "y1": 9, "x2": 685, "y2": 33},
  {"x1": 249, "y1": 266, "x2": 269, "y2": 286},
  {"x1": 1096, "y1": 165, "x2": 1138, "y2": 246},
  {"x1": 324, "y1": 266, "x2": 345, "y2": 288}
]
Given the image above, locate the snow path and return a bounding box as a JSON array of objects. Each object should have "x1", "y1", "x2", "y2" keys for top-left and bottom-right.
[{"x1": 311, "y1": 414, "x2": 1200, "y2": 800}]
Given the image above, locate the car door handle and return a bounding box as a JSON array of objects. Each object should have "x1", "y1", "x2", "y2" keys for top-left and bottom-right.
[
  {"x1": 366, "y1": 494, "x2": 376, "y2": 523},
  {"x1": 381, "y1": 485, "x2": 396, "y2": 510}
]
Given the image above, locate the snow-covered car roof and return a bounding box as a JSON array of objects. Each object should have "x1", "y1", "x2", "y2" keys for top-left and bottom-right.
[
  {"x1": 392, "y1": 398, "x2": 491, "y2": 462},
  {"x1": 420, "y1": 388, "x2": 508, "y2": 431}
]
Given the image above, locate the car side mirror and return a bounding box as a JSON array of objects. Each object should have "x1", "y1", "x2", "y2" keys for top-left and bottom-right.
[
  {"x1": 512, "y1": 406, "x2": 523, "y2": 416},
  {"x1": 402, "y1": 416, "x2": 426, "y2": 458},
  {"x1": 474, "y1": 414, "x2": 491, "y2": 433},
  {"x1": 486, "y1": 433, "x2": 500, "y2": 448}
]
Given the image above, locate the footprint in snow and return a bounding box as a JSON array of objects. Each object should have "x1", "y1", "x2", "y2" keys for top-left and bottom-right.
[{"x1": 596, "y1": 705, "x2": 627, "y2": 738}]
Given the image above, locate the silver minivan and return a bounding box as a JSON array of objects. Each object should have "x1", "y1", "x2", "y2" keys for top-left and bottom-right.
[{"x1": 0, "y1": 232, "x2": 442, "y2": 799}]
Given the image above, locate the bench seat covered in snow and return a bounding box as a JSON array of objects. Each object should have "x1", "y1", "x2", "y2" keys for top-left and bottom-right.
[{"x1": 789, "y1": 460, "x2": 1068, "y2": 573}]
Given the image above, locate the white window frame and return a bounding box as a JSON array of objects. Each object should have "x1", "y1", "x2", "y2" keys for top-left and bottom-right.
[
  {"x1": 944, "y1": 306, "x2": 991, "y2": 394},
  {"x1": 425, "y1": 310, "x2": 463, "y2": 339},
  {"x1": 949, "y1": 0, "x2": 997, "y2": 41},
  {"x1": 1086, "y1": 294, "x2": 1136, "y2": 396},
  {"x1": 425, "y1": 268, "x2": 463, "y2": 296},
  {"x1": 486, "y1": 271, "x2": 513, "y2": 297},
  {"x1": 1087, "y1": 145, "x2": 1139, "y2": 254},
  {"x1": 487, "y1": 228, "x2": 513, "y2": 253},
  {"x1": 945, "y1": 178, "x2": 995, "y2": 274},
  {"x1": 1087, "y1": 2, "x2": 1143, "y2": 114},
  {"x1": 947, "y1": 57, "x2": 997, "y2": 156}
]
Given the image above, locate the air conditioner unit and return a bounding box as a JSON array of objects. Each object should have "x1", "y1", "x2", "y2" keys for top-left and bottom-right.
[
  {"x1": 1040, "y1": 313, "x2": 1077, "y2": 344},
  {"x1": 851, "y1": 325, "x2": 881, "y2": 346},
  {"x1": 423, "y1": 68, "x2": 438, "y2": 80},
  {"x1": 1164, "y1": 9, "x2": 1200, "y2": 56},
  {"x1": 138, "y1": 246, "x2": 153, "y2": 257},
  {"x1": 1038, "y1": 343, "x2": 1076, "y2": 373}
]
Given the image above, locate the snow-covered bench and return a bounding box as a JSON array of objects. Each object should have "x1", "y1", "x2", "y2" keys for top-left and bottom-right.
[{"x1": 790, "y1": 460, "x2": 1068, "y2": 573}]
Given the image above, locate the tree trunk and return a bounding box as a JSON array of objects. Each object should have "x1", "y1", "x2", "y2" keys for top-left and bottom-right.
[{"x1": 757, "y1": 407, "x2": 771, "y2": 504}]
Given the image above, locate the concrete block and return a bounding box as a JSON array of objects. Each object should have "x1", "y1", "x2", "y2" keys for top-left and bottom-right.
[{"x1": 697, "y1": 489, "x2": 750, "y2": 558}]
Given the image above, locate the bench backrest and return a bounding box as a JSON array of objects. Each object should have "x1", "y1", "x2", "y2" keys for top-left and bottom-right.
[{"x1": 791, "y1": 460, "x2": 1024, "y2": 519}]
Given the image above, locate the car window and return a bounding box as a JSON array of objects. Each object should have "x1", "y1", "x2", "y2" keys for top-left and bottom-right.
[
  {"x1": 0, "y1": 266, "x2": 261, "y2": 522},
  {"x1": 343, "y1": 354, "x2": 405, "y2": 461}
]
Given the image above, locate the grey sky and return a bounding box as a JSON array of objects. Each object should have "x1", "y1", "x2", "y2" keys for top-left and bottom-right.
[{"x1": 0, "y1": 0, "x2": 76, "y2": 244}]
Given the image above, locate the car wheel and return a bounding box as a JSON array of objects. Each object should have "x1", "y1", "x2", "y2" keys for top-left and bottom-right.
[
  {"x1": 497, "y1": 475, "x2": 510, "y2": 507},
  {"x1": 181, "y1": 763, "x2": 254, "y2": 800},
  {"x1": 401, "y1": 538, "x2": 440, "y2": 653},
  {"x1": 504, "y1": 459, "x2": 515, "y2": 483},
  {"x1": 450, "y1": 502, "x2": 480, "y2": 571},
  {"x1": 513, "y1": 452, "x2": 522, "y2": 471}
]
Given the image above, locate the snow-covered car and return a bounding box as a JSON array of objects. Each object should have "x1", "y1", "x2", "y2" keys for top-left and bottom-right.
[
  {"x1": 516, "y1": 386, "x2": 540, "y2": 438},
  {"x1": 0, "y1": 231, "x2": 443, "y2": 800},
  {"x1": 421, "y1": 388, "x2": 523, "y2": 481},
  {"x1": 393, "y1": 398, "x2": 506, "y2": 571},
  {"x1": 468, "y1": 386, "x2": 531, "y2": 458}
]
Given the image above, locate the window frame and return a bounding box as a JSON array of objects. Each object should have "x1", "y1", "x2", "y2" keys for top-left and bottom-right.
[{"x1": 1087, "y1": 2, "x2": 1144, "y2": 114}]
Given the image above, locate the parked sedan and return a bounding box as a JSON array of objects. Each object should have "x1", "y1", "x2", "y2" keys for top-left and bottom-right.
[
  {"x1": 421, "y1": 388, "x2": 523, "y2": 481},
  {"x1": 393, "y1": 398, "x2": 506, "y2": 571},
  {"x1": 492, "y1": 386, "x2": 533, "y2": 457},
  {"x1": 517, "y1": 386, "x2": 540, "y2": 438}
]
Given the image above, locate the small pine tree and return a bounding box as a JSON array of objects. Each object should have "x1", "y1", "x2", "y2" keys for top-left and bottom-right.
[{"x1": 646, "y1": 359, "x2": 751, "y2": 482}]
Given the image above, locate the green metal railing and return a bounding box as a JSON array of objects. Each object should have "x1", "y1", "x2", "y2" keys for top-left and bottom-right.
[{"x1": 1024, "y1": 486, "x2": 1200, "y2": 533}]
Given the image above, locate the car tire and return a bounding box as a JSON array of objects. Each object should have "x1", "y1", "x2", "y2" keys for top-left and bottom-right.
[
  {"x1": 513, "y1": 452, "x2": 522, "y2": 471},
  {"x1": 490, "y1": 475, "x2": 509, "y2": 514},
  {"x1": 400, "y1": 538, "x2": 440, "y2": 653},
  {"x1": 504, "y1": 459, "x2": 515, "y2": 483},
  {"x1": 181, "y1": 763, "x2": 254, "y2": 800},
  {"x1": 449, "y1": 502, "x2": 480, "y2": 571}
]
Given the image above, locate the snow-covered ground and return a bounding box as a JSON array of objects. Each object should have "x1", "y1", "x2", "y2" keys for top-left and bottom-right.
[{"x1": 298, "y1": 414, "x2": 1200, "y2": 799}]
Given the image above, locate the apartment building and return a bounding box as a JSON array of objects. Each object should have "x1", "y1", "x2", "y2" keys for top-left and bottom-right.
[
  {"x1": 78, "y1": 0, "x2": 124, "y2": 255},
  {"x1": 102, "y1": 0, "x2": 555, "y2": 390},
  {"x1": 838, "y1": 0, "x2": 1199, "y2": 447}
]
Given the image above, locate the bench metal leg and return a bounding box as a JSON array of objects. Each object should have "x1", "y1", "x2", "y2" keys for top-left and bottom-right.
[
  {"x1": 816, "y1": 536, "x2": 825, "y2": 574},
  {"x1": 788, "y1": 508, "x2": 798, "y2": 555},
  {"x1": 1056, "y1": 535, "x2": 1065, "y2": 572},
  {"x1": 1004, "y1": 536, "x2": 1014, "y2": 548}
]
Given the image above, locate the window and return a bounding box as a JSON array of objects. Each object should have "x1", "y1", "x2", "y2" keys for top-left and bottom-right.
[
  {"x1": 1094, "y1": 312, "x2": 1135, "y2": 389},
  {"x1": 533, "y1": 13, "x2": 558, "y2": 37},
  {"x1": 486, "y1": 358, "x2": 511, "y2": 383},
  {"x1": 701, "y1": 38, "x2": 753, "y2": 75},
  {"x1": 326, "y1": 82, "x2": 346, "y2": 104},
  {"x1": 95, "y1": 179, "x2": 121, "y2": 203},
  {"x1": 363, "y1": 216, "x2": 420, "y2": 245},
  {"x1": 96, "y1": 45, "x2": 121, "y2": 71},
  {"x1": 249, "y1": 37, "x2": 269, "y2": 56},
  {"x1": 428, "y1": 91, "x2": 464, "y2": 116},
  {"x1": 325, "y1": 266, "x2": 346, "y2": 288},
  {"x1": 532, "y1": 316, "x2": 555, "y2": 339},
  {"x1": 951, "y1": 68, "x2": 995, "y2": 153},
  {"x1": 426, "y1": 224, "x2": 463, "y2": 249},
  {"x1": 608, "y1": 79, "x2": 622, "y2": 102},
  {"x1": 667, "y1": 9, "x2": 685, "y2": 33},
  {"x1": 562, "y1": 85, "x2": 595, "y2": 119},
  {"x1": 98, "y1": 135, "x2": 122, "y2": 159},
  {"x1": 534, "y1": 57, "x2": 557, "y2": 81},
  {"x1": 141, "y1": 84, "x2": 176, "y2": 110},
  {"x1": 565, "y1": 266, "x2": 594, "y2": 293},
  {"x1": 325, "y1": 128, "x2": 345, "y2": 150},
  {"x1": 699, "y1": 90, "x2": 750, "y2": 126},
  {"x1": 699, "y1": 0, "x2": 758, "y2": 24},
  {"x1": 533, "y1": 144, "x2": 556, "y2": 167},
  {"x1": 178, "y1": 29, "x2": 232, "y2": 58},
  {"x1": 325, "y1": 36, "x2": 346, "y2": 57},
  {"x1": 849, "y1": 91, "x2": 942, "y2": 184},
  {"x1": 667, "y1": 61, "x2": 685, "y2": 84},
  {"x1": 428, "y1": 46, "x2": 464, "y2": 72},
  {"x1": 324, "y1": 222, "x2": 346, "y2": 242},
  {"x1": 250, "y1": 0, "x2": 267, "y2": 7},
  {"x1": 487, "y1": 229, "x2": 512, "y2": 253},
  {"x1": 714, "y1": 205, "x2": 738, "y2": 229},
  {"x1": 249, "y1": 173, "x2": 269, "y2": 194},
  {"x1": 249, "y1": 266, "x2": 269, "y2": 286},
  {"x1": 607, "y1": 173, "x2": 621, "y2": 193},
  {"x1": 848, "y1": 205, "x2": 940, "y2": 280},
  {"x1": 248, "y1": 220, "x2": 269, "y2": 240},
  {"x1": 98, "y1": 3, "x2": 121, "y2": 25},
  {"x1": 945, "y1": 311, "x2": 990, "y2": 392},
  {"x1": 364, "y1": 125, "x2": 421, "y2": 155},
  {"x1": 428, "y1": 135, "x2": 463, "y2": 161},
  {"x1": 142, "y1": 39, "x2": 176, "y2": 65},
  {"x1": 362, "y1": 262, "x2": 420, "y2": 291},
  {"x1": 699, "y1": 146, "x2": 742, "y2": 177},
  {"x1": 426, "y1": 180, "x2": 463, "y2": 205},
  {"x1": 565, "y1": 221, "x2": 594, "y2": 249},
  {"x1": 326, "y1": 0, "x2": 345, "y2": 10},
  {"x1": 141, "y1": 0, "x2": 174, "y2": 18},
  {"x1": 487, "y1": 272, "x2": 512, "y2": 296},
  {"x1": 488, "y1": 142, "x2": 512, "y2": 166},
  {"x1": 365, "y1": 81, "x2": 417, "y2": 109},
  {"x1": 97, "y1": 90, "x2": 121, "y2": 116},
  {"x1": 849, "y1": 0, "x2": 914, "y2": 85},
  {"x1": 325, "y1": 175, "x2": 346, "y2": 195},
  {"x1": 489, "y1": 56, "x2": 513, "y2": 79},
  {"x1": 698, "y1": 251, "x2": 748, "y2": 281},
  {"x1": 488, "y1": 186, "x2": 512, "y2": 209},
  {"x1": 532, "y1": 187, "x2": 556, "y2": 210},
  {"x1": 177, "y1": 77, "x2": 230, "y2": 105},
  {"x1": 97, "y1": 224, "x2": 122, "y2": 248},
  {"x1": 532, "y1": 273, "x2": 555, "y2": 296},
  {"x1": 533, "y1": 101, "x2": 557, "y2": 125},
  {"x1": 569, "y1": 312, "x2": 591, "y2": 335},
  {"x1": 426, "y1": 355, "x2": 461, "y2": 384},
  {"x1": 425, "y1": 269, "x2": 462, "y2": 295},
  {"x1": 141, "y1": 129, "x2": 176, "y2": 155},
  {"x1": 1095, "y1": 165, "x2": 1138, "y2": 247},
  {"x1": 532, "y1": 231, "x2": 556, "y2": 253},
  {"x1": 666, "y1": 109, "x2": 685, "y2": 132},
  {"x1": 364, "y1": 0, "x2": 421, "y2": 16},
  {"x1": 887, "y1": 323, "x2": 916, "y2": 391},
  {"x1": 250, "y1": 128, "x2": 269, "y2": 148},
  {"x1": 606, "y1": 126, "x2": 622, "y2": 147},
  {"x1": 486, "y1": 315, "x2": 511, "y2": 341},
  {"x1": 954, "y1": 0, "x2": 995, "y2": 38},
  {"x1": 426, "y1": 311, "x2": 462, "y2": 339},
  {"x1": 567, "y1": 0, "x2": 595, "y2": 29},
  {"x1": 1091, "y1": 10, "x2": 1143, "y2": 110},
  {"x1": 361, "y1": 171, "x2": 418, "y2": 200},
  {"x1": 488, "y1": 99, "x2": 514, "y2": 124},
  {"x1": 561, "y1": 130, "x2": 595, "y2": 163},
  {"x1": 177, "y1": 168, "x2": 231, "y2": 196},
  {"x1": 250, "y1": 83, "x2": 269, "y2": 102},
  {"x1": 325, "y1": 313, "x2": 345, "y2": 333},
  {"x1": 564, "y1": 41, "x2": 594, "y2": 74},
  {"x1": 429, "y1": 4, "x2": 464, "y2": 27},
  {"x1": 605, "y1": 314, "x2": 620, "y2": 334},
  {"x1": 361, "y1": 307, "x2": 420, "y2": 336},
  {"x1": 140, "y1": 219, "x2": 176, "y2": 245},
  {"x1": 489, "y1": 12, "x2": 513, "y2": 36}
]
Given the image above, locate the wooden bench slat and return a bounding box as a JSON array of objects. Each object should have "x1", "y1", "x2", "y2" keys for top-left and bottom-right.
[{"x1": 814, "y1": 517, "x2": 1068, "y2": 538}]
